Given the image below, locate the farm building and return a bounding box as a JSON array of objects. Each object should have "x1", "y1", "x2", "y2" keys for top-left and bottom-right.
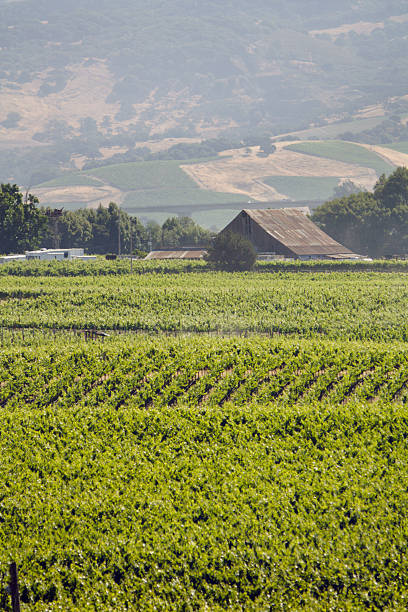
[
  {"x1": 25, "y1": 248, "x2": 85, "y2": 260},
  {"x1": 0, "y1": 249, "x2": 96, "y2": 263},
  {"x1": 221, "y1": 208, "x2": 360, "y2": 260},
  {"x1": 0, "y1": 254, "x2": 27, "y2": 264},
  {"x1": 145, "y1": 248, "x2": 207, "y2": 260}
]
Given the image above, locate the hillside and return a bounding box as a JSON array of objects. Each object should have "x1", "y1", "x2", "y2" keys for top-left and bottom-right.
[
  {"x1": 31, "y1": 139, "x2": 404, "y2": 229},
  {"x1": 1, "y1": 0, "x2": 408, "y2": 184}
]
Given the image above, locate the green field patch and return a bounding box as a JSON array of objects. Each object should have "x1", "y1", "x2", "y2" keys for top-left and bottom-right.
[
  {"x1": 79, "y1": 160, "x2": 246, "y2": 209},
  {"x1": 191, "y1": 208, "x2": 239, "y2": 230},
  {"x1": 86, "y1": 160, "x2": 202, "y2": 191},
  {"x1": 35, "y1": 173, "x2": 102, "y2": 188},
  {"x1": 285, "y1": 140, "x2": 394, "y2": 176},
  {"x1": 123, "y1": 188, "x2": 245, "y2": 210},
  {"x1": 263, "y1": 176, "x2": 339, "y2": 201},
  {"x1": 48, "y1": 202, "x2": 92, "y2": 211},
  {"x1": 381, "y1": 141, "x2": 408, "y2": 154},
  {"x1": 287, "y1": 116, "x2": 385, "y2": 140},
  {"x1": 133, "y1": 211, "x2": 176, "y2": 225}
]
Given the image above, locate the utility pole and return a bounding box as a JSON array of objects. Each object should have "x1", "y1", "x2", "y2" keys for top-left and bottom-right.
[
  {"x1": 130, "y1": 227, "x2": 133, "y2": 273},
  {"x1": 46, "y1": 208, "x2": 64, "y2": 249},
  {"x1": 118, "y1": 213, "x2": 121, "y2": 257},
  {"x1": 148, "y1": 229, "x2": 152, "y2": 254}
]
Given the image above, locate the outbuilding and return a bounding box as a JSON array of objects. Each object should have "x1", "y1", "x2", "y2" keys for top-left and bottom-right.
[
  {"x1": 144, "y1": 248, "x2": 207, "y2": 260},
  {"x1": 0, "y1": 254, "x2": 27, "y2": 264},
  {"x1": 221, "y1": 208, "x2": 360, "y2": 260},
  {"x1": 25, "y1": 248, "x2": 85, "y2": 260}
]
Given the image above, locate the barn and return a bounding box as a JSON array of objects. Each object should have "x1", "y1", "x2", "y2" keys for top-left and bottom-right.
[
  {"x1": 221, "y1": 208, "x2": 359, "y2": 260},
  {"x1": 144, "y1": 248, "x2": 207, "y2": 260}
]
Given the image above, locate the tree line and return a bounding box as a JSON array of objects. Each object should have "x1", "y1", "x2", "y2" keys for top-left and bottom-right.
[
  {"x1": 0, "y1": 184, "x2": 212, "y2": 255},
  {"x1": 312, "y1": 167, "x2": 408, "y2": 257},
  {"x1": 2, "y1": 167, "x2": 408, "y2": 258}
]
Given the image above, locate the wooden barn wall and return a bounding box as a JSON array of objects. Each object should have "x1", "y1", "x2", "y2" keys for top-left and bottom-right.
[{"x1": 222, "y1": 212, "x2": 294, "y2": 256}]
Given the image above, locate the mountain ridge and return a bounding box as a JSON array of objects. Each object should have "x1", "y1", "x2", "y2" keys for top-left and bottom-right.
[{"x1": 1, "y1": 0, "x2": 408, "y2": 184}]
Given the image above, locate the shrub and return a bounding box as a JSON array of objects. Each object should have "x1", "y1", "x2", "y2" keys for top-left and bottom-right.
[{"x1": 206, "y1": 231, "x2": 256, "y2": 271}]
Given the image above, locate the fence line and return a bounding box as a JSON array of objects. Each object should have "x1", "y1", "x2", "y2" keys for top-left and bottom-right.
[{"x1": 0, "y1": 325, "x2": 278, "y2": 347}]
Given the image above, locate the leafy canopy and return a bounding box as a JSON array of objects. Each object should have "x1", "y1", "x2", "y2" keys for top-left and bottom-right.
[
  {"x1": 0, "y1": 184, "x2": 47, "y2": 254},
  {"x1": 160, "y1": 216, "x2": 212, "y2": 248},
  {"x1": 312, "y1": 167, "x2": 408, "y2": 257},
  {"x1": 206, "y1": 230, "x2": 256, "y2": 271}
]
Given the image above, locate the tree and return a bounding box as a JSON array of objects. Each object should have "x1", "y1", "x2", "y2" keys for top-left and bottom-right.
[
  {"x1": 373, "y1": 168, "x2": 408, "y2": 255},
  {"x1": 312, "y1": 191, "x2": 383, "y2": 256},
  {"x1": 332, "y1": 179, "x2": 364, "y2": 199},
  {"x1": 0, "y1": 183, "x2": 47, "y2": 254},
  {"x1": 160, "y1": 216, "x2": 212, "y2": 248},
  {"x1": 312, "y1": 167, "x2": 408, "y2": 257},
  {"x1": 374, "y1": 167, "x2": 408, "y2": 210},
  {"x1": 206, "y1": 231, "x2": 256, "y2": 271}
]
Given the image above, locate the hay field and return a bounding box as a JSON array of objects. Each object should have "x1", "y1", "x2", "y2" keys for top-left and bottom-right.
[
  {"x1": 181, "y1": 143, "x2": 380, "y2": 201},
  {"x1": 31, "y1": 139, "x2": 400, "y2": 225}
]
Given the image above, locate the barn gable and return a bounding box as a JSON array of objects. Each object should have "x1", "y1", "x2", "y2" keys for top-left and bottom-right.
[{"x1": 221, "y1": 208, "x2": 357, "y2": 259}]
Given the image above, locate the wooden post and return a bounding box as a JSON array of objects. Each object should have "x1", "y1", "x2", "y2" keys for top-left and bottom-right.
[
  {"x1": 9, "y1": 562, "x2": 21, "y2": 612},
  {"x1": 130, "y1": 228, "x2": 133, "y2": 273},
  {"x1": 118, "y1": 214, "x2": 121, "y2": 257}
]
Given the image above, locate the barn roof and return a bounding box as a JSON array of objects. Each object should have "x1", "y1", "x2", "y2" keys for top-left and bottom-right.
[
  {"x1": 243, "y1": 208, "x2": 354, "y2": 256},
  {"x1": 144, "y1": 249, "x2": 207, "y2": 260}
]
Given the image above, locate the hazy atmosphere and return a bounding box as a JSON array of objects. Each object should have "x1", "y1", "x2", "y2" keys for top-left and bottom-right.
[
  {"x1": 1, "y1": 0, "x2": 408, "y2": 228},
  {"x1": 2, "y1": 3, "x2": 408, "y2": 611}
]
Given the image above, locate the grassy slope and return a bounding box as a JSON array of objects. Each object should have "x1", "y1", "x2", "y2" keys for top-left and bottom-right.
[
  {"x1": 88, "y1": 160, "x2": 247, "y2": 208},
  {"x1": 36, "y1": 173, "x2": 103, "y2": 188},
  {"x1": 285, "y1": 140, "x2": 394, "y2": 176},
  {"x1": 86, "y1": 161, "x2": 200, "y2": 190},
  {"x1": 35, "y1": 160, "x2": 247, "y2": 210},
  {"x1": 263, "y1": 176, "x2": 339, "y2": 200},
  {"x1": 282, "y1": 116, "x2": 385, "y2": 140},
  {"x1": 191, "y1": 208, "x2": 238, "y2": 230},
  {"x1": 33, "y1": 140, "x2": 396, "y2": 217},
  {"x1": 381, "y1": 141, "x2": 408, "y2": 155},
  {"x1": 123, "y1": 189, "x2": 245, "y2": 210}
]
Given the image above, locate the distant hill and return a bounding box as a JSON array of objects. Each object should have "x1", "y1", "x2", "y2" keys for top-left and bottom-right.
[
  {"x1": 32, "y1": 139, "x2": 407, "y2": 230},
  {"x1": 1, "y1": 0, "x2": 408, "y2": 183}
]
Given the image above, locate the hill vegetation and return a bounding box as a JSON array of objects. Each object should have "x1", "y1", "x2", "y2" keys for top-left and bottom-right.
[
  {"x1": 263, "y1": 176, "x2": 340, "y2": 201},
  {"x1": 0, "y1": 186, "x2": 213, "y2": 255},
  {"x1": 285, "y1": 140, "x2": 394, "y2": 176},
  {"x1": 1, "y1": 1, "x2": 408, "y2": 184},
  {"x1": 30, "y1": 138, "x2": 397, "y2": 228},
  {"x1": 312, "y1": 166, "x2": 408, "y2": 256},
  {"x1": 383, "y1": 141, "x2": 408, "y2": 154}
]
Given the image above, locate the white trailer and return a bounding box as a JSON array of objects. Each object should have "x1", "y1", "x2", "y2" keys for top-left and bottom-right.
[{"x1": 25, "y1": 248, "x2": 85, "y2": 260}]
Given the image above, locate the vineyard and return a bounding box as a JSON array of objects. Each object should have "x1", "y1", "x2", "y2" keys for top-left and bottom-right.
[
  {"x1": 2, "y1": 266, "x2": 408, "y2": 609},
  {"x1": 2, "y1": 336, "x2": 408, "y2": 412},
  {"x1": 2, "y1": 257, "x2": 408, "y2": 277},
  {"x1": 1, "y1": 270, "x2": 408, "y2": 340}
]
